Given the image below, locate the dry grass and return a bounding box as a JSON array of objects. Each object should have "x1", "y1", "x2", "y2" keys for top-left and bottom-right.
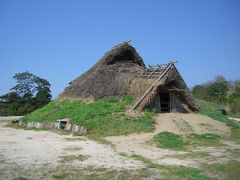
[{"x1": 58, "y1": 154, "x2": 89, "y2": 163}]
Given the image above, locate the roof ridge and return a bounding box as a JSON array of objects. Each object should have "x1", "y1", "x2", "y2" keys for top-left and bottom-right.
[{"x1": 111, "y1": 40, "x2": 131, "y2": 50}]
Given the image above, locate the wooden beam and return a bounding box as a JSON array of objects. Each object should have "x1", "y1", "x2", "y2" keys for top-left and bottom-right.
[
  {"x1": 181, "y1": 103, "x2": 191, "y2": 113},
  {"x1": 168, "y1": 88, "x2": 185, "y2": 92},
  {"x1": 112, "y1": 40, "x2": 131, "y2": 50},
  {"x1": 132, "y1": 63, "x2": 173, "y2": 110},
  {"x1": 148, "y1": 66, "x2": 160, "y2": 78}
]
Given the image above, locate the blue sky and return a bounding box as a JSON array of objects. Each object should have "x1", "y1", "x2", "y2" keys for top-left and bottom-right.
[{"x1": 1, "y1": 0, "x2": 240, "y2": 98}]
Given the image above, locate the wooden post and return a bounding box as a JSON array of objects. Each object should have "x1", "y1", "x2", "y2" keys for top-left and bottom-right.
[{"x1": 169, "y1": 92, "x2": 172, "y2": 112}]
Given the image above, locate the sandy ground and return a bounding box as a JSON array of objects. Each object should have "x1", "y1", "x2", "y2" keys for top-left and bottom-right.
[
  {"x1": 0, "y1": 114, "x2": 239, "y2": 179},
  {"x1": 105, "y1": 113, "x2": 239, "y2": 167},
  {"x1": 0, "y1": 117, "x2": 142, "y2": 179}
]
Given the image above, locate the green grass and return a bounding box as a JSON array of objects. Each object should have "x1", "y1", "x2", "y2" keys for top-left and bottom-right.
[
  {"x1": 22, "y1": 96, "x2": 155, "y2": 137},
  {"x1": 231, "y1": 127, "x2": 240, "y2": 140},
  {"x1": 11, "y1": 177, "x2": 27, "y2": 180},
  {"x1": 197, "y1": 99, "x2": 228, "y2": 121},
  {"x1": 172, "y1": 167, "x2": 212, "y2": 180},
  {"x1": 52, "y1": 173, "x2": 69, "y2": 179},
  {"x1": 202, "y1": 160, "x2": 240, "y2": 180},
  {"x1": 153, "y1": 132, "x2": 221, "y2": 150},
  {"x1": 153, "y1": 131, "x2": 189, "y2": 150},
  {"x1": 187, "y1": 133, "x2": 221, "y2": 146},
  {"x1": 197, "y1": 99, "x2": 240, "y2": 141},
  {"x1": 132, "y1": 154, "x2": 212, "y2": 180}
]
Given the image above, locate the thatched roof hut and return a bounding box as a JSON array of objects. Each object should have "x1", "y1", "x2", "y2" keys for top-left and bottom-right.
[{"x1": 59, "y1": 42, "x2": 199, "y2": 112}]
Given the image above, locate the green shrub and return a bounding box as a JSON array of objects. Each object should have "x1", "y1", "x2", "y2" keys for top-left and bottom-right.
[
  {"x1": 229, "y1": 86, "x2": 240, "y2": 114},
  {"x1": 230, "y1": 96, "x2": 240, "y2": 114}
]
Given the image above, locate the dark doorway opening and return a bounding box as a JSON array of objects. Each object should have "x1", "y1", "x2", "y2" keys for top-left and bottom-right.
[{"x1": 160, "y1": 92, "x2": 170, "y2": 112}]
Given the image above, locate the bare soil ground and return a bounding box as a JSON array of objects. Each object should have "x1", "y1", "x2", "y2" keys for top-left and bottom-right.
[
  {"x1": 105, "y1": 113, "x2": 239, "y2": 167},
  {"x1": 0, "y1": 117, "x2": 142, "y2": 179},
  {"x1": 0, "y1": 114, "x2": 239, "y2": 179}
]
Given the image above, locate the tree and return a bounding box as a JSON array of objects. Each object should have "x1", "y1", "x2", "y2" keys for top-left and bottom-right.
[
  {"x1": 192, "y1": 85, "x2": 208, "y2": 100},
  {"x1": 11, "y1": 72, "x2": 36, "y2": 97},
  {"x1": 33, "y1": 76, "x2": 52, "y2": 108},
  {"x1": 192, "y1": 75, "x2": 229, "y2": 103},
  {"x1": 229, "y1": 83, "x2": 240, "y2": 114},
  {"x1": 34, "y1": 77, "x2": 51, "y2": 91},
  {"x1": 192, "y1": 76, "x2": 240, "y2": 114},
  {"x1": 35, "y1": 88, "x2": 52, "y2": 108},
  {"x1": 207, "y1": 75, "x2": 229, "y2": 103},
  {"x1": 0, "y1": 71, "x2": 52, "y2": 115},
  {"x1": 0, "y1": 92, "x2": 19, "y2": 115}
]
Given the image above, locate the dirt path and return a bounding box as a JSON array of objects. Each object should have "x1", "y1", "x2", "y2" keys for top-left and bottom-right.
[
  {"x1": 105, "y1": 113, "x2": 237, "y2": 167},
  {"x1": 228, "y1": 117, "x2": 240, "y2": 122}
]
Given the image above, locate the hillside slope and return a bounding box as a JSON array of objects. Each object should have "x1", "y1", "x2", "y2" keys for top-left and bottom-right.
[{"x1": 22, "y1": 97, "x2": 155, "y2": 137}]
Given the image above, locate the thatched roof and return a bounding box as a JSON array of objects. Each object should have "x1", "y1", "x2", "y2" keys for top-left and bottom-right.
[{"x1": 59, "y1": 42, "x2": 199, "y2": 111}]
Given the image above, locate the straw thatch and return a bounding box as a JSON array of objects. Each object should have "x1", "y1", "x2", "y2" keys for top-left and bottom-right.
[{"x1": 59, "y1": 42, "x2": 199, "y2": 112}]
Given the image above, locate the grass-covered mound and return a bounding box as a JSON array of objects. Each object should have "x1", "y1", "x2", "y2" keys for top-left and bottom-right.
[
  {"x1": 197, "y1": 99, "x2": 229, "y2": 122},
  {"x1": 197, "y1": 99, "x2": 240, "y2": 140},
  {"x1": 22, "y1": 96, "x2": 155, "y2": 137}
]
